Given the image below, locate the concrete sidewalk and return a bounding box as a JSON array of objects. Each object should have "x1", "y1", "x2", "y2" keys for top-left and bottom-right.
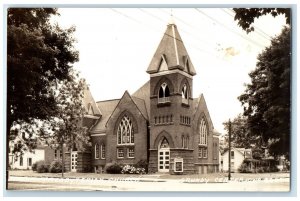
[
  {"x1": 8, "y1": 170, "x2": 290, "y2": 184},
  {"x1": 8, "y1": 175, "x2": 290, "y2": 191}
]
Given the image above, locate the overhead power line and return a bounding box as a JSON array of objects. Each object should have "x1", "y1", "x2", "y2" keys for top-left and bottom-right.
[
  {"x1": 139, "y1": 8, "x2": 214, "y2": 49},
  {"x1": 111, "y1": 8, "x2": 227, "y2": 61},
  {"x1": 223, "y1": 8, "x2": 272, "y2": 40},
  {"x1": 194, "y1": 8, "x2": 266, "y2": 48}
]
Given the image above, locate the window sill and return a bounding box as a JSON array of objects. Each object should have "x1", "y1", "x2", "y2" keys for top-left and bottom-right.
[
  {"x1": 155, "y1": 122, "x2": 174, "y2": 126},
  {"x1": 157, "y1": 102, "x2": 171, "y2": 107},
  {"x1": 181, "y1": 102, "x2": 190, "y2": 108},
  {"x1": 198, "y1": 144, "x2": 208, "y2": 147},
  {"x1": 117, "y1": 144, "x2": 134, "y2": 147},
  {"x1": 179, "y1": 123, "x2": 191, "y2": 127}
]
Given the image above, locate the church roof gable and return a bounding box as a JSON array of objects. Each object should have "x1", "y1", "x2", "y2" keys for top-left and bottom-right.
[
  {"x1": 83, "y1": 85, "x2": 102, "y2": 117},
  {"x1": 132, "y1": 81, "x2": 150, "y2": 117},
  {"x1": 132, "y1": 96, "x2": 149, "y2": 120},
  {"x1": 193, "y1": 93, "x2": 214, "y2": 129},
  {"x1": 91, "y1": 99, "x2": 119, "y2": 133},
  {"x1": 105, "y1": 91, "x2": 148, "y2": 128}
]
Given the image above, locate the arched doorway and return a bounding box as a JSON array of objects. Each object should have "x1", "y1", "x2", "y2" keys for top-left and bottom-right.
[{"x1": 158, "y1": 137, "x2": 170, "y2": 172}]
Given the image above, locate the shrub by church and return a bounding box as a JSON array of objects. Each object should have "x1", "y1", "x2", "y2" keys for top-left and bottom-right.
[{"x1": 67, "y1": 22, "x2": 220, "y2": 174}]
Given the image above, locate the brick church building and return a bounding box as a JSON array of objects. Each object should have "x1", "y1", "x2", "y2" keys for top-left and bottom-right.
[{"x1": 66, "y1": 21, "x2": 220, "y2": 174}]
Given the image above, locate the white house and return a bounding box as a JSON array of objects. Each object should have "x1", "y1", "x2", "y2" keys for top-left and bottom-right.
[
  {"x1": 9, "y1": 140, "x2": 64, "y2": 170},
  {"x1": 221, "y1": 148, "x2": 252, "y2": 172},
  {"x1": 9, "y1": 148, "x2": 45, "y2": 170}
]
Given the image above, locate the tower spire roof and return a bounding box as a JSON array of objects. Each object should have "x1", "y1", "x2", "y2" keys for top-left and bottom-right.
[
  {"x1": 146, "y1": 22, "x2": 196, "y2": 76},
  {"x1": 168, "y1": 10, "x2": 175, "y2": 25}
]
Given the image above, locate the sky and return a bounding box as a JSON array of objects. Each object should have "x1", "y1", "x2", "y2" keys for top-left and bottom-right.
[{"x1": 52, "y1": 8, "x2": 287, "y2": 134}]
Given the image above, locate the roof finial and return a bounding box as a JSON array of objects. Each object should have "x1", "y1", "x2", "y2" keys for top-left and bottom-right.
[{"x1": 168, "y1": 9, "x2": 175, "y2": 25}]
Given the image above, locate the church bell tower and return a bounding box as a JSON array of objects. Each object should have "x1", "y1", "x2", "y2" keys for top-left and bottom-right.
[{"x1": 147, "y1": 20, "x2": 197, "y2": 173}]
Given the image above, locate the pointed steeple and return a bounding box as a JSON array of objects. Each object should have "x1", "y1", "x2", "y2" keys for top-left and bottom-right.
[
  {"x1": 83, "y1": 84, "x2": 101, "y2": 117},
  {"x1": 168, "y1": 10, "x2": 175, "y2": 25},
  {"x1": 146, "y1": 22, "x2": 196, "y2": 76}
]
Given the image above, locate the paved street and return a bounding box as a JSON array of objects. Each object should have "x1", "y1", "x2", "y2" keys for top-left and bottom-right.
[{"x1": 8, "y1": 175, "x2": 290, "y2": 192}]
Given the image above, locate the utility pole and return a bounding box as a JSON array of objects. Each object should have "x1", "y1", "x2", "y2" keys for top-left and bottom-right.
[
  {"x1": 228, "y1": 119, "x2": 231, "y2": 181},
  {"x1": 61, "y1": 136, "x2": 64, "y2": 178}
]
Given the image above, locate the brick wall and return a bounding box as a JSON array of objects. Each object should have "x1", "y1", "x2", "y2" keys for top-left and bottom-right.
[
  {"x1": 76, "y1": 152, "x2": 92, "y2": 172},
  {"x1": 170, "y1": 149, "x2": 195, "y2": 174},
  {"x1": 105, "y1": 92, "x2": 148, "y2": 166},
  {"x1": 148, "y1": 150, "x2": 158, "y2": 173}
]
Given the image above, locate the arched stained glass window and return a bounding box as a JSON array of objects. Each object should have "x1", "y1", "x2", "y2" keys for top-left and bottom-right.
[
  {"x1": 199, "y1": 118, "x2": 208, "y2": 145},
  {"x1": 117, "y1": 115, "x2": 134, "y2": 145}
]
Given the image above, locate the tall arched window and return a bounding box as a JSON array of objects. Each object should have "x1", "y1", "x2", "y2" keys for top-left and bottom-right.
[
  {"x1": 117, "y1": 115, "x2": 134, "y2": 145},
  {"x1": 199, "y1": 118, "x2": 208, "y2": 145},
  {"x1": 158, "y1": 83, "x2": 170, "y2": 103},
  {"x1": 181, "y1": 84, "x2": 189, "y2": 105}
]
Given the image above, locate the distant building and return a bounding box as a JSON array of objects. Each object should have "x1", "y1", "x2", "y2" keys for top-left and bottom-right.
[
  {"x1": 9, "y1": 140, "x2": 65, "y2": 170},
  {"x1": 221, "y1": 148, "x2": 252, "y2": 172}
]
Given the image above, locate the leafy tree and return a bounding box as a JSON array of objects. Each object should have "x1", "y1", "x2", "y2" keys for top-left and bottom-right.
[
  {"x1": 38, "y1": 71, "x2": 90, "y2": 177},
  {"x1": 233, "y1": 8, "x2": 291, "y2": 159},
  {"x1": 7, "y1": 8, "x2": 78, "y2": 136},
  {"x1": 223, "y1": 115, "x2": 255, "y2": 148},
  {"x1": 7, "y1": 8, "x2": 79, "y2": 183},
  {"x1": 223, "y1": 115, "x2": 265, "y2": 159},
  {"x1": 238, "y1": 27, "x2": 291, "y2": 158},
  {"x1": 233, "y1": 8, "x2": 290, "y2": 33}
]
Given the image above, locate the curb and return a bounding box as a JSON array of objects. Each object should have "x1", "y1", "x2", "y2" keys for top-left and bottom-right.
[{"x1": 9, "y1": 175, "x2": 167, "y2": 183}]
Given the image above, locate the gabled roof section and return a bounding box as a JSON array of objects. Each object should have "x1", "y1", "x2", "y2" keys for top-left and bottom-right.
[
  {"x1": 91, "y1": 99, "x2": 119, "y2": 133},
  {"x1": 132, "y1": 97, "x2": 149, "y2": 120},
  {"x1": 146, "y1": 23, "x2": 196, "y2": 76},
  {"x1": 83, "y1": 85, "x2": 101, "y2": 117},
  {"x1": 192, "y1": 93, "x2": 214, "y2": 129},
  {"x1": 105, "y1": 91, "x2": 148, "y2": 128},
  {"x1": 132, "y1": 81, "x2": 150, "y2": 117}
]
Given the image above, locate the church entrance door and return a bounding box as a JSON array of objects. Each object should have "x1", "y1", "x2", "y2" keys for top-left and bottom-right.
[
  {"x1": 71, "y1": 151, "x2": 78, "y2": 172},
  {"x1": 158, "y1": 137, "x2": 170, "y2": 172}
]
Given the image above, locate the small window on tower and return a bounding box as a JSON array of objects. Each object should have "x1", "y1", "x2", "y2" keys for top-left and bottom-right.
[
  {"x1": 158, "y1": 83, "x2": 170, "y2": 103},
  {"x1": 182, "y1": 84, "x2": 188, "y2": 105}
]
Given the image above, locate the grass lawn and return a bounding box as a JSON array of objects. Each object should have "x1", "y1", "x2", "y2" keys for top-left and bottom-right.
[{"x1": 9, "y1": 170, "x2": 290, "y2": 181}]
